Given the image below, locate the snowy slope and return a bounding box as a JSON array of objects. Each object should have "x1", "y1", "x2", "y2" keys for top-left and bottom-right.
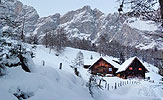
[
  {"x1": 0, "y1": 45, "x2": 162, "y2": 100},
  {"x1": 33, "y1": 46, "x2": 162, "y2": 81}
]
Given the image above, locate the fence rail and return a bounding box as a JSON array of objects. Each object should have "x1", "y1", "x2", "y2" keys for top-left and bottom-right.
[{"x1": 99, "y1": 80, "x2": 141, "y2": 91}]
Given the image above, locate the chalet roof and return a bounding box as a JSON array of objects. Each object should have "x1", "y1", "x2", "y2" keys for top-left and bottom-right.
[
  {"x1": 116, "y1": 56, "x2": 148, "y2": 73},
  {"x1": 84, "y1": 56, "x2": 120, "y2": 69}
]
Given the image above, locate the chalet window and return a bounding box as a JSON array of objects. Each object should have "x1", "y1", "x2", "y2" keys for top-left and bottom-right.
[
  {"x1": 109, "y1": 68, "x2": 112, "y2": 71},
  {"x1": 105, "y1": 64, "x2": 109, "y2": 67},
  {"x1": 129, "y1": 67, "x2": 133, "y2": 70},
  {"x1": 99, "y1": 61, "x2": 105, "y2": 66},
  {"x1": 101, "y1": 63, "x2": 105, "y2": 66},
  {"x1": 138, "y1": 68, "x2": 142, "y2": 71}
]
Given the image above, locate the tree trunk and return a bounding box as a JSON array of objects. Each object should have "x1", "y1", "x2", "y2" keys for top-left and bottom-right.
[{"x1": 159, "y1": 0, "x2": 163, "y2": 26}]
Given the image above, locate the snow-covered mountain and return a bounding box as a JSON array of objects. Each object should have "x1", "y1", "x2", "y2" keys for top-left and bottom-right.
[
  {"x1": 0, "y1": 0, "x2": 162, "y2": 50},
  {"x1": 0, "y1": 0, "x2": 39, "y2": 36},
  {"x1": 33, "y1": 6, "x2": 163, "y2": 50}
]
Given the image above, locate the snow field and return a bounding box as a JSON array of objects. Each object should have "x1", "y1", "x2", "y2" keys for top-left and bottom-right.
[{"x1": 0, "y1": 45, "x2": 162, "y2": 100}]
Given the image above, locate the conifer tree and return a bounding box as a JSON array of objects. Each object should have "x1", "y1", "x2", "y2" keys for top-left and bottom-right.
[{"x1": 119, "y1": 52, "x2": 125, "y2": 64}]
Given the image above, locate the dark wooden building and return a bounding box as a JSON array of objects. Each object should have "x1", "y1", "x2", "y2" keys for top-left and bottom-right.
[
  {"x1": 86, "y1": 57, "x2": 119, "y2": 77},
  {"x1": 116, "y1": 57, "x2": 148, "y2": 79}
]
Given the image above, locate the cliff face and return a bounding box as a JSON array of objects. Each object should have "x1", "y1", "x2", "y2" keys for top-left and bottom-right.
[
  {"x1": 33, "y1": 5, "x2": 162, "y2": 50},
  {"x1": 0, "y1": 1, "x2": 162, "y2": 50},
  {"x1": 0, "y1": 0, "x2": 39, "y2": 36}
]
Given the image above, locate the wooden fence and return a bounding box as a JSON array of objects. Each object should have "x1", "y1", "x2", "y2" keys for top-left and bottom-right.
[{"x1": 99, "y1": 80, "x2": 141, "y2": 91}]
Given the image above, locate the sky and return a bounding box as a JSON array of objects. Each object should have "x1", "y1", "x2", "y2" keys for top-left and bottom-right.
[{"x1": 20, "y1": 0, "x2": 119, "y2": 17}]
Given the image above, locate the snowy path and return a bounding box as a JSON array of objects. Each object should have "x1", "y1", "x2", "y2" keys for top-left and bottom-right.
[{"x1": 107, "y1": 82, "x2": 163, "y2": 100}]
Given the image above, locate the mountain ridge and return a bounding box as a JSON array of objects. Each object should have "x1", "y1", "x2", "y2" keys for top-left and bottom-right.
[{"x1": 0, "y1": 0, "x2": 162, "y2": 50}]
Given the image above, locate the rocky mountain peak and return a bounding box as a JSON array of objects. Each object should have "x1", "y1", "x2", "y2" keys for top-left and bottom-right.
[
  {"x1": 0, "y1": 0, "x2": 162, "y2": 50},
  {"x1": 93, "y1": 8, "x2": 104, "y2": 19},
  {"x1": 33, "y1": 13, "x2": 60, "y2": 36},
  {"x1": 0, "y1": 0, "x2": 39, "y2": 36},
  {"x1": 80, "y1": 5, "x2": 92, "y2": 12}
]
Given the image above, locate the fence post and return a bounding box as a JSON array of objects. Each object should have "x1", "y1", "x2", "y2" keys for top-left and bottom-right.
[
  {"x1": 115, "y1": 83, "x2": 117, "y2": 89},
  {"x1": 59, "y1": 63, "x2": 62, "y2": 69},
  {"x1": 120, "y1": 81, "x2": 122, "y2": 86},
  {"x1": 105, "y1": 82, "x2": 107, "y2": 89},
  {"x1": 99, "y1": 80, "x2": 101, "y2": 86},
  {"x1": 42, "y1": 60, "x2": 45, "y2": 66},
  {"x1": 108, "y1": 84, "x2": 109, "y2": 91}
]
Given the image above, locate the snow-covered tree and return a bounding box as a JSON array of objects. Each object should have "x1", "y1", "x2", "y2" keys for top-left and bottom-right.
[
  {"x1": 73, "y1": 51, "x2": 84, "y2": 68},
  {"x1": 0, "y1": 11, "x2": 34, "y2": 75},
  {"x1": 0, "y1": 37, "x2": 34, "y2": 75},
  {"x1": 27, "y1": 34, "x2": 38, "y2": 45},
  {"x1": 0, "y1": 47, "x2": 5, "y2": 76},
  {"x1": 71, "y1": 51, "x2": 84, "y2": 77}
]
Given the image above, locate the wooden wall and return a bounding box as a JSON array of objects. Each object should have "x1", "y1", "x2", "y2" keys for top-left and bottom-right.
[{"x1": 90, "y1": 59, "x2": 117, "y2": 76}]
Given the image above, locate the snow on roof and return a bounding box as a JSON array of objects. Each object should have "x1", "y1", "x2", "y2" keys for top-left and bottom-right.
[
  {"x1": 116, "y1": 56, "x2": 148, "y2": 73},
  {"x1": 84, "y1": 56, "x2": 120, "y2": 68},
  {"x1": 116, "y1": 57, "x2": 136, "y2": 73},
  {"x1": 102, "y1": 57, "x2": 120, "y2": 68}
]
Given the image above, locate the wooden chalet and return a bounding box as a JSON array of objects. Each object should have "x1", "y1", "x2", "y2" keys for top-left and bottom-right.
[
  {"x1": 116, "y1": 57, "x2": 149, "y2": 79},
  {"x1": 84, "y1": 57, "x2": 120, "y2": 77}
]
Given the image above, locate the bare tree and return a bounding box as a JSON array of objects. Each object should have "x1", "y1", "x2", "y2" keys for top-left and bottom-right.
[
  {"x1": 97, "y1": 34, "x2": 108, "y2": 56},
  {"x1": 42, "y1": 27, "x2": 68, "y2": 54},
  {"x1": 54, "y1": 27, "x2": 68, "y2": 54},
  {"x1": 42, "y1": 30, "x2": 51, "y2": 48},
  {"x1": 118, "y1": 0, "x2": 163, "y2": 26},
  {"x1": 21, "y1": 16, "x2": 25, "y2": 42}
]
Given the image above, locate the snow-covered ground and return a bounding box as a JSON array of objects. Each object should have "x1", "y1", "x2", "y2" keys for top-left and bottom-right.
[{"x1": 0, "y1": 45, "x2": 163, "y2": 100}]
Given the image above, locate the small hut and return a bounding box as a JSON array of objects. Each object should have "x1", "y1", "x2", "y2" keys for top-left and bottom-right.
[
  {"x1": 116, "y1": 56, "x2": 148, "y2": 79},
  {"x1": 84, "y1": 57, "x2": 120, "y2": 77}
]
